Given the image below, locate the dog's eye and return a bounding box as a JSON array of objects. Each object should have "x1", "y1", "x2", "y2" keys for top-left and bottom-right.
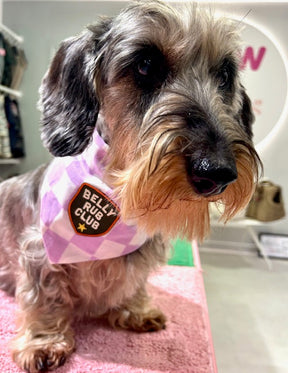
[
  {"x1": 138, "y1": 58, "x2": 153, "y2": 76},
  {"x1": 218, "y1": 68, "x2": 229, "y2": 89},
  {"x1": 133, "y1": 47, "x2": 168, "y2": 91},
  {"x1": 216, "y1": 59, "x2": 237, "y2": 92}
]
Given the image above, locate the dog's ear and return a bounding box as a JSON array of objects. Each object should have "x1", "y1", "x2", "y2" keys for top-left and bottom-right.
[
  {"x1": 240, "y1": 88, "x2": 255, "y2": 138},
  {"x1": 40, "y1": 19, "x2": 111, "y2": 156}
]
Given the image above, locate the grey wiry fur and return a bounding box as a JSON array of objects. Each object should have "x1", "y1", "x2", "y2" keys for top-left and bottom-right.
[{"x1": 0, "y1": 1, "x2": 261, "y2": 372}]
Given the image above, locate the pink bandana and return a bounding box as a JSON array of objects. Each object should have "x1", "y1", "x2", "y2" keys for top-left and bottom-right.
[{"x1": 40, "y1": 130, "x2": 147, "y2": 264}]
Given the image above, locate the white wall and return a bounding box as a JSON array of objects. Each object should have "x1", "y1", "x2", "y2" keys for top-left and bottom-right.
[{"x1": 2, "y1": 1, "x2": 288, "y2": 238}]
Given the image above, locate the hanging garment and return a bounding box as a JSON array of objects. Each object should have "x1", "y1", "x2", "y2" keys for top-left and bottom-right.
[
  {"x1": 1, "y1": 37, "x2": 16, "y2": 87},
  {"x1": 10, "y1": 48, "x2": 28, "y2": 90},
  {"x1": 4, "y1": 95, "x2": 25, "y2": 158},
  {"x1": 0, "y1": 94, "x2": 12, "y2": 158},
  {"x1": 0, "y1": 33, "x2": 6, "y2": 84}
]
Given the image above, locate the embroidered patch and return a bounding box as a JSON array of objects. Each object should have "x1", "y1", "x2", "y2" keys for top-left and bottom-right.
[{"x1": 68, "y1": 183, "x2": 120, "y2": 236}]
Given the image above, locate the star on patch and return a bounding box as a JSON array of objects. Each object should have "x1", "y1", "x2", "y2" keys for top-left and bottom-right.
[{"x1": 77, "y1": 223, "x2": 87, "y2": 233}]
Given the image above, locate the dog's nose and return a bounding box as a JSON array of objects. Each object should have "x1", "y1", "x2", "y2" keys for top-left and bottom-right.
[{"x1": 187, "y1": 157, "x2": 238, "y2": 197}]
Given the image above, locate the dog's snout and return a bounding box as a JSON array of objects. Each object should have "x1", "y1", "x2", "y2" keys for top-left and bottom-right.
[{"x1": 186, "y1": 157, "x2": 238, "y2": 197}]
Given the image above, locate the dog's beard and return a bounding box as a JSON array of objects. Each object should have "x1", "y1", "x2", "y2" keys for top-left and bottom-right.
[
  {"x1": 106, "y1": 119, "x2": 259, "y2": 242},
  {"x1": 219, "y1": 141, "x2": 259, "y2": 223},
  {"x1": 110, "y1": 153, "x2": 211, "y2": 241}
]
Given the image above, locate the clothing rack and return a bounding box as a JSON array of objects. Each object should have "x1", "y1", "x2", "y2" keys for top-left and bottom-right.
[
  {"x1": 0, "y1": 23, "x2": 24, "y2": 46},
  {"x1": 0, "y1": 23, "x2": 25, "y2": 164}
]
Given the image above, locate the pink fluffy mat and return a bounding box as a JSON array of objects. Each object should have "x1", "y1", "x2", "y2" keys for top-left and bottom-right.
[{"x1": 0, "y1": 265, "x2": 217, "y2": 373}]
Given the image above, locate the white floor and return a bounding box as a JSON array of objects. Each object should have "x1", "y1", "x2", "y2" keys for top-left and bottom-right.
[{"x1": 200, "y1": 249, "x2": 288, "y2": 373}]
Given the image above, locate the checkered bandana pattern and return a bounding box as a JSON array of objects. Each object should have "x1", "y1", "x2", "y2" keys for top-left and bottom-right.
[{"x1": 40, "y1": 130, "x2": 147, "y2": 264}]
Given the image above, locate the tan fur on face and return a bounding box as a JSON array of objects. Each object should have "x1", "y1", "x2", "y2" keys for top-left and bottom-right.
[
  {"x1": 108, "y1": 128, "x2": 258, "y2": 241},
  {"x1": 104, "y1": 92, "x2": 259, "y2": 241}
]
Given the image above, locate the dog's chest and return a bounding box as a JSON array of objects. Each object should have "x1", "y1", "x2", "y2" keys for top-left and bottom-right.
[{"x1": 71, "y1": 257, "x2": 144, "y2": 317}]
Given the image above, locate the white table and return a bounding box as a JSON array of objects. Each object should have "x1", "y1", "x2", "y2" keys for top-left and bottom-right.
[{"x1": 210, "y1": 218, "x2": 273, "y2": 270}]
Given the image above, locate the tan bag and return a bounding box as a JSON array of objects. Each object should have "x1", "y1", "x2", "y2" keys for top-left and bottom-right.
[{"x1": 245, "y1": 181, "x2": 285, "y2": 222}]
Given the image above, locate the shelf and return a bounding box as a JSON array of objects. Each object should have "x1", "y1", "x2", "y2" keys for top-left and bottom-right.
[
  {"x1": 210, "y1": 217, "x2": 273, "y2": 269},
  {"x1": 0, "y1": 158, "x2": 21, "y2": 165},
  {"x1": 0, "y1": 85, "x2": 22, "y2": 98},
  {"x1": 210, "y1": 217, "x2": 283, "y2": 228},
  {"x1": 211, "y1": 217, "x2": 267, "y2": 228}
]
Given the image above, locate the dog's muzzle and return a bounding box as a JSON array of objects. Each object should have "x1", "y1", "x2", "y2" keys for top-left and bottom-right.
[{"x1": 186, "y1": 156, "x2": 238, "y2": 197}]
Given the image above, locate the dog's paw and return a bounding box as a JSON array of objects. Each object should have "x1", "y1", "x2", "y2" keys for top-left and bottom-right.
[
  {"x1": 23, "y1": 348, "x2": 67, "y2": 372},
  {"x1": 12, "y1": 335, "x2": 74, "y2": 372},
  {"x1": 136, "y1": 308, "x2": 167, "y2": 332},
  {"x1": 108, "y1": 307, "x2": 166, "y2": 332}
]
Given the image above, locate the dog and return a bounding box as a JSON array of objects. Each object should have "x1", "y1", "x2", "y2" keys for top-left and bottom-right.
[{"x1": 0, "y1": 1, "x2": 261, "y2": 371}]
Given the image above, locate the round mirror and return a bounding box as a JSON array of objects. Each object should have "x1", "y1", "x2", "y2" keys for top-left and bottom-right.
[{"x1": 240, "y1": 20, "x2": 288, "y2": 152}]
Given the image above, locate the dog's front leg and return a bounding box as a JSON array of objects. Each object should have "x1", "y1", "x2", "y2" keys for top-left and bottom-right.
[
  {"x1": 12, "y1": 324, "x2": 74, "y2": 373},
  {"x1": 11, "y1": 230, "x2": 75, "y2": 372},
  {"x1": 11, "y1": 278, "x2": 75, "y2": 372},
  {"x1": 107, "y1": 286, "x2": 166, "y2": 333}
]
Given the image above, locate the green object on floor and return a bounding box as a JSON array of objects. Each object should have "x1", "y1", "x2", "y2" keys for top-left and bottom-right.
[{"x1": 168, "y1": 239, "x2": 194, "y2": 267}]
